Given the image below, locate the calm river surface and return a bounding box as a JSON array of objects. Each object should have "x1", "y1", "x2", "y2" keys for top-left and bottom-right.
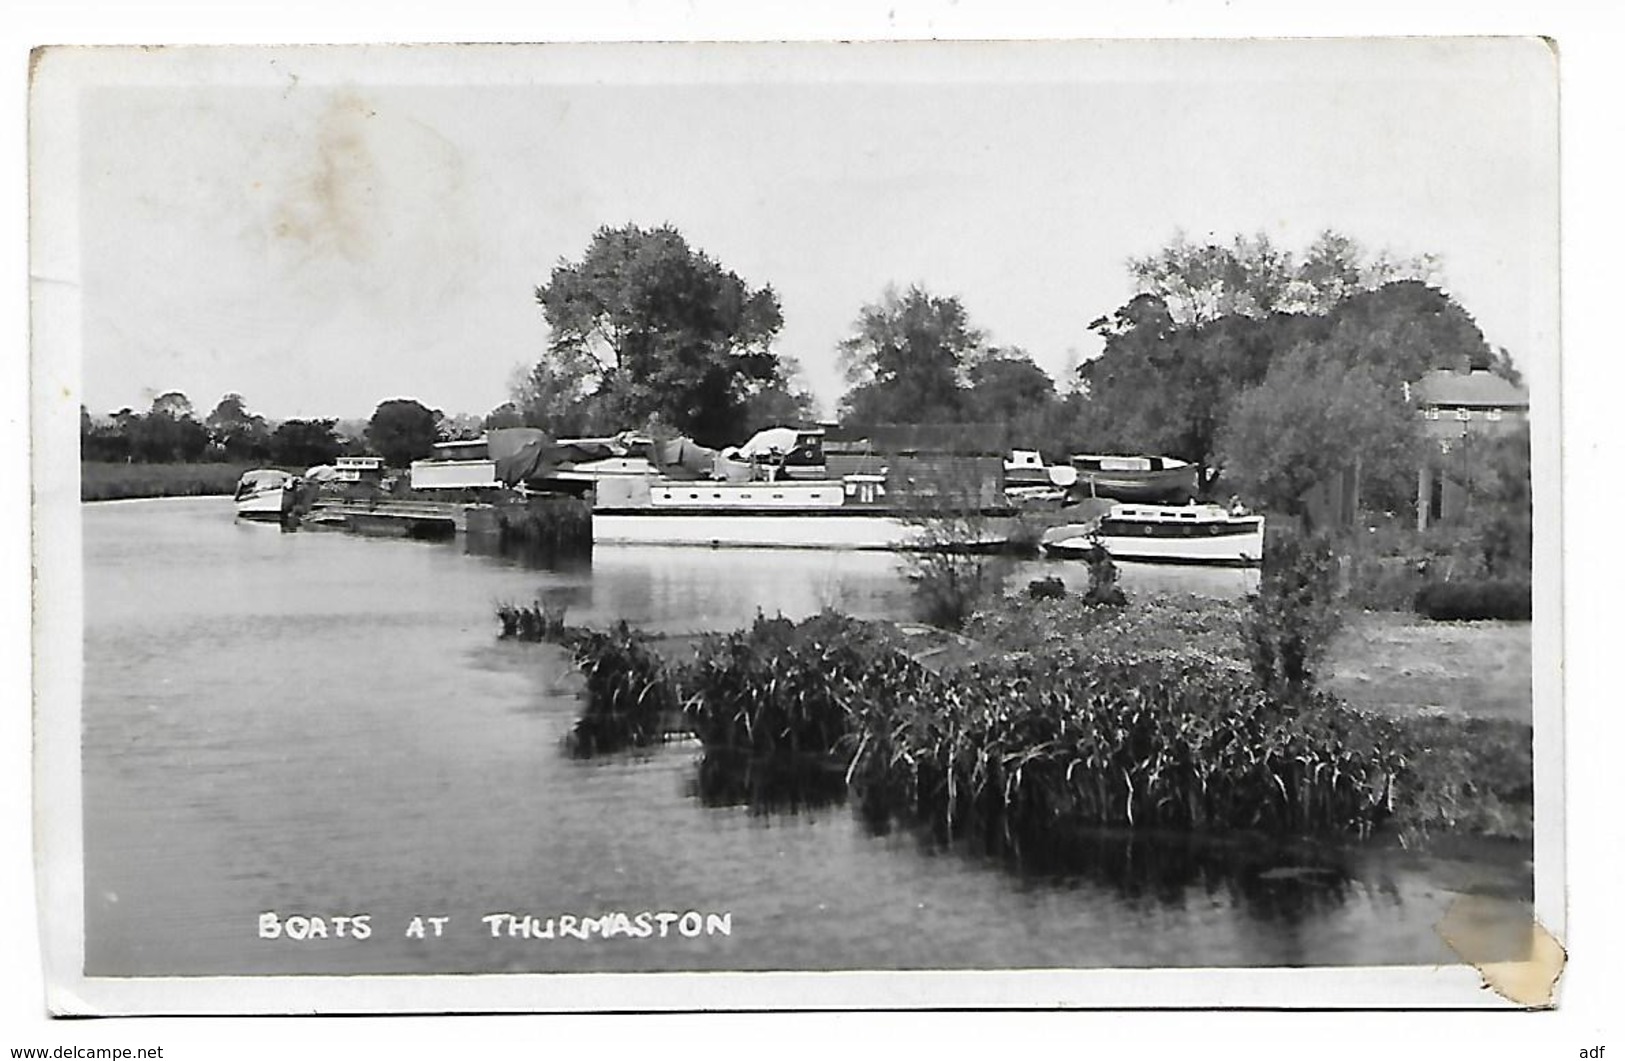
[{"x1": 82, "y1": 497, "x2": 1530, "y2": 976}]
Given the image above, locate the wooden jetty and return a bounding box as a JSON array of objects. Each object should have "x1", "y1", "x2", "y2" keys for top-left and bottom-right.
[{"x1": 303, "y1": 498, "x2": 471, "y2": 536}]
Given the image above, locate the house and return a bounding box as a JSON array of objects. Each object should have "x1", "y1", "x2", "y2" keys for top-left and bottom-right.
[{"x1": 1411, "y1": 368, "x2": 1530, "y2": 530}]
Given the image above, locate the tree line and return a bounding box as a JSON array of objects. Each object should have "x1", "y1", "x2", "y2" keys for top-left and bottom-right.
[
  {"x1": 498, "y1": 223, "x2": 1525, "y2": 522},
  {"x1": 85, "y1": 222, "x2": 1529, "y2": 531},
  {"x1": 81, "y1": 393, "x2": 461, "y2": 470}
]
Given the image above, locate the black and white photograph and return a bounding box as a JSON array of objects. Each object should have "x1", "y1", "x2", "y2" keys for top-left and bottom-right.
[{"x1": 22, "y1": 25, "x2": 1590, "y2": 1031}]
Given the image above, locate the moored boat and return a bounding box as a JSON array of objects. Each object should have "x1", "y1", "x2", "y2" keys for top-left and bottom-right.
[
  {"x1": 234, "y1": 469, "x2": 297, "y2": 522},
  {"x1": 1069, "y1": 454, "x2": 1199, "y2": 504},
  {"x1": 591, "y1": 472, "x2": 1005, "y2": 550},
  {"x1": 1003, "y1": 449, "x2": 1077, "y2": 505},
  {"x1": 1041, "y1": 502, "x2": 1264, "y2": 566}
]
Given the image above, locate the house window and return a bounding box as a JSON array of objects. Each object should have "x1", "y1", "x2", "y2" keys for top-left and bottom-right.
[
  {"x1": 1424, "y1": 408, "x2": 1440, "y2": 420},
  {"x1": 1487, "y1": 408, "x2": 1503, "y2": 422},
  {"x1": 1455, "y1": 407, "x2": 1472, "y2": 421}
]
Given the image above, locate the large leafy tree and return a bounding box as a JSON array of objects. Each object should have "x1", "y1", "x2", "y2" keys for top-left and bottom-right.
[
  {"x1": 1080, "y1": 231, "x2": 1495, "y2": 488},
  {"x1": 532, "y1": 224, "x2": 787, "y2": 445},
  {"x1": 1217, "y1": 343, "x2": 1419, "y2": 522},
  {"x1": 837, "y1": 285, "x2": 983, "y2": 425},
  {"x1": 1128, "y1": 229, "x2": 1441, "y2": 326},
  {"x1": 366, "y1": 398, "x2": 443, "y2": 467}
]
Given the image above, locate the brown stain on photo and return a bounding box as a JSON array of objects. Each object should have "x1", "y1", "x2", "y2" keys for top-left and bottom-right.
[
  {"x1": 271, "y1": 92, "x2": 381, "y2": 263},
  {"x1": 1436, "y1": 894, "x2": 1566, "y2": 1007}
]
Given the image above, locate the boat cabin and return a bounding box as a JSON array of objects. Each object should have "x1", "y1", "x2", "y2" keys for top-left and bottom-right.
[
  {"x1": 334, "y1": 455, "x2": 386, "y2": 483},
  {"x1": 410, "y1": 438, "x2": 501, "y2": 490}
]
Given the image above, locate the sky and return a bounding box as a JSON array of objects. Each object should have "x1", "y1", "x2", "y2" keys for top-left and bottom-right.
[{"x1": 70, "y1": 39, "x2": 1556, "y2": 424}]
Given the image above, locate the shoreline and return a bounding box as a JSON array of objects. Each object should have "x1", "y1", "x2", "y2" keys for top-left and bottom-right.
[{"x1": 514, "y1": 599, "x2": 1533, "y2": 851}]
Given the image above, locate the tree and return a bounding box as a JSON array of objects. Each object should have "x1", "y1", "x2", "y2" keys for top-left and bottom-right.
[
  {"x1": 1128, "y1": 232, "x2": 1295, "y2": 325},
  {"x1": 742, "y1": 366, "x2": 818, "y2": 432},
  {"x1": 1216, "y1": 342, "x2": 1418, "y2": 522},
  {"x1": 127, "y1": 391, "x2": 209, "y2": 462},
  {"x1": 150, "y1": 391, "x2": 195, "y2": 420},
  {"x1": 837, "y1": 285, "x2": 983, "y2": 425},
  {"x1": 269, "y1": 419, "x2": 342, "y2": 468},
  {"x1": 963, "y1": 351, "x2": 1056, "y2": 424},
  {"x1": 205, "y1": 393, "x2": 270, "y2": 462},
  {"x1": 533, "y1": 223, "x2": 786, "y2": 445},
  {"x1": 509, "y1": 345, "x2": 608, "y2": 437},
  {"x1": 1128, "y1": 229, "x2": 1440, "y2": 326},
  {"x1": 483, "y1": 402, "x2": 526, "y2": 431},
  {"x1": 366, "y1": 399, "x2": 442, "y2": 467},
  {"x1": 438, "y1": 412, "x2": 485, "y2": 441}
]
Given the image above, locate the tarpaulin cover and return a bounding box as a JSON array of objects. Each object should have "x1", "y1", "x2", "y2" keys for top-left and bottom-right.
[
  {"x1": 485, "y1": 428, "x2": 549, "y2": 462},
  {"x1": 237, "y1": 469, "x2": 295, "y2": 489},
  {"x1": 653, "y1": 436, "x2": 718, "y2": 479},
  {"x1": 736, "y1": 427, "x2": 801, "y2": 459}
]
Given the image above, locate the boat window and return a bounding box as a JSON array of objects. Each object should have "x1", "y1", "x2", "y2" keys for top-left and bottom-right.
[
  {"x1": 690, "y1": 493, "x2": 700, "y2": 500},
  {"x1": 809, "y1": 493, "x2": 821, "y2": 500},
  {"x1": 772, "y1": 493, "x2": 784, "y2": 500}
]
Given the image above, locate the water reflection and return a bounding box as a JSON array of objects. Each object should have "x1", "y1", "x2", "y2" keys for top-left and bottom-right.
[
  {"x1": 463, "y1": 530, "x2": 594, "y2": 573},
  {"x1": 687, "y1": 750, "x2": 852, "y2": 815},
  {"x1": 686, "y1": 750, "x2": 1528, "y2": 960},
  {"x1": 82, "y1": 498, "x2": 1533, "y2": 974}
]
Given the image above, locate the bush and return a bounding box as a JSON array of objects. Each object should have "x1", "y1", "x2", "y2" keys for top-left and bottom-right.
[
  {"x1": 904, "y1": 550, "x2": 1005, "y2": 630},
  {"x1": 1414, "y1": 579, "x2": 1532, "y2": 621},
  {"x1": 1243, "y1": 529, "x2": 1342, "y2": 701},
  {"x1": 1026, "y1": 576, "x2": 1067, "y2": 600}
]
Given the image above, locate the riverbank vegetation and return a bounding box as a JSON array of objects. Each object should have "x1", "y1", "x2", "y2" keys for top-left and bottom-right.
[
  {"x1": 81, "y1": 460, "x2": 256, "y2": 501},
  {"x1": 497, "y1": 534, "x2": 1532, "y2": 856}
]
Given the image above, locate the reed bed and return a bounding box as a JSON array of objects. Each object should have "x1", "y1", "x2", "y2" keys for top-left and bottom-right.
[
  {"x1": 81, "y1": 460, "x2": 253, "y2": 501},
  {"x1": 505, "y1": 602, "x2": 1529, "y2": 850},
  {"x1": 677, "y1": 612, "x2": 1409, "y2": 842},
  {"x1": 563, "y1": 622, "x2": 681, "y2": 756},
  {"x1": 496, "y1": 604, "x2": 678, "y2": 756}
]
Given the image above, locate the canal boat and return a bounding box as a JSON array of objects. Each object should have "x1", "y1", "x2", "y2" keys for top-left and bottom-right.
[
  {"x1": 1040, "y1": 502, "x2": 1264, "y2": 565},
  {"x1": 591, "y1": 471, "x2": 1006, "y2": 550},
  {"x1": 1069, "y1": 454, "x2": 1200, "y2": 504},
  {"x1": 233, "y1": 469, "x2": 297, "y2": 522}
]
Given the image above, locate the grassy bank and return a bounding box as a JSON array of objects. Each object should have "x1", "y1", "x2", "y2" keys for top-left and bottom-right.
[
  {"x1": 81, "y1": 461, "x2": 255, "y2": 501},
  {"x1": 1323, "y1": 611, "x2": 1532, "y2": 722}
]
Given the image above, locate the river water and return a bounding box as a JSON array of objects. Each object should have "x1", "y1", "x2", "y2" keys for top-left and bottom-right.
[{"x1": 81, "y1": 497, "x2": 1531, "y2": 976}]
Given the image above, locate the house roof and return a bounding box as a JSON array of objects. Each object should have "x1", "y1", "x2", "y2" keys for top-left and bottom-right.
[{"x1": 1414, "y1": 369, "x2": 1529, "y2": 408}]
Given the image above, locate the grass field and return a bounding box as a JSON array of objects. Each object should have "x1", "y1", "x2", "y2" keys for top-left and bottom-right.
[
  {"x1": 80, "y1": 461, "x2": 255, "y2": 501},
  {"x1": 1323, "y1": 611, "x2": 1533, "y2": 723}
]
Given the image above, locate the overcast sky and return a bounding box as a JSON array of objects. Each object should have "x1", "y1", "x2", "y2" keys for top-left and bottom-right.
[{"x1": 70, "y1": 39, "x2": 1556, "y2": 423}]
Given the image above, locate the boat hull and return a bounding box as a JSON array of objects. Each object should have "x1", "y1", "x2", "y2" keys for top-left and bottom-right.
[
  {"x1": 596, "y1": 511, "x2": 943, "y2": 550},
  {"x1": 234, "y1": 488, "x2": 291, "y2": 522},
  {"x1": 1041, "y1": 508, "x2": 1265, "y2": 566},
  {"x1": 1070, "y1": 467, "x2": 1200, "y2": 504}
]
